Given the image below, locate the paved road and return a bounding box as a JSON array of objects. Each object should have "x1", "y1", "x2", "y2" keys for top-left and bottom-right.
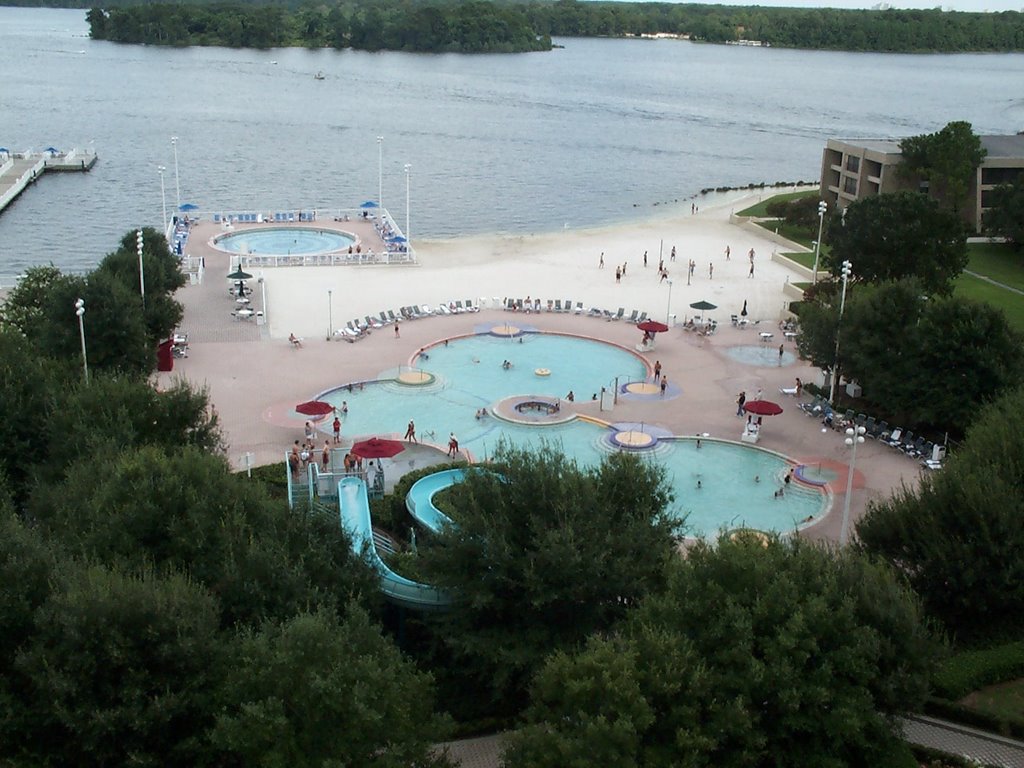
[{"x1": 901, "y1": 715, "x2": 1024, "y2": 768}]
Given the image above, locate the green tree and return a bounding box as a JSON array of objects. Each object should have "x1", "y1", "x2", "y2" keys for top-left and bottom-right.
[
  {"x1": 857, "y1": 384, "x2": 1024, "y2": 642},
  {"x1": 899, "y1": 120, "x2": 986, "y2": 216},
  {"x1": 984, "y1": 177, "x2": 1024, "y2": 248},
  {"x1": 419, "y1": 444, "x2": 678, "y2": 710},
  {"x1": 29, "y1": 445, "x2": 379, "y2": 629},
  {"x1": 826, "y1": 192, "x2": 968, "y2": 294},
  {"x1": 211, "y1": 608, "x2": 452, "y2": 767},
  {"x1": 505, "y1": 536, "x2": 938, "y2": 767},
  {"x1": 0, "y1": 265, "x2": 63, "y2": 337},
  {"x1": 12, "y1": 564, "x2": 223, "y2": 767}
]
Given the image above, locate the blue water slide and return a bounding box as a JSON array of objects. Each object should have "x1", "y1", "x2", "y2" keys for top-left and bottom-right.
[
  {"x1": 337, "y1": 476, "x2": 451, "y2": 611},
  {"x1": 405, "y1": 468, "x2": 467, "y2": 533}
]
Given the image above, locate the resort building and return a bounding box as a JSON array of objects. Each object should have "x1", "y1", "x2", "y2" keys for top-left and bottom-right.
[{"x1": 820, "y1": 134, "x2": 1024, "y2": 232}]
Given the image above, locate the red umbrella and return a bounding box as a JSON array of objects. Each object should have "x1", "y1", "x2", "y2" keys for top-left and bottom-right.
[
  {"x1": 637, "y1": 320, "x2": 670, "y2": 334},
  {"x1": 296, "y1": 400, "x2": 334, "y2": 417},
  {"x1": 350, "y1": 437, "x2": 406, "y2": 459},
  {"x1": 744, "y1": 400, "x2": 783, "y2": 416}
]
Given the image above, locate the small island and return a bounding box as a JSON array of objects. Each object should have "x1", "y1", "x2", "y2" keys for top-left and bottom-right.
[{"x1": 86, "y1": 0, "x2": 1024, "y2": 54}]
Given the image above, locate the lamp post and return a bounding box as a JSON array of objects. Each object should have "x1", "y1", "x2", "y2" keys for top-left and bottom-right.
[
  {"x1": 74, "y1": 298, "x2": 89, "y2": 384},
  {"x1": 840, "y1": 424, "x2": 866, "y2": 546},
  {"x1": 376, "y1": 136, "x2": 384, "y2": 214},
  {"x1": 327, "y1": 288, "x2": 334, "y2": 340},
  {"x1": 812, "y1": 200, "x2": 827, "y2": 284},
  {"x1": 666, "y1": 279, "x2": 673, "y2": 325},
  {"x1": 828, "y1": 259, "x2": 852, "y2": 404},
  {"x1": 157, "y1": 165, "x2": 168, "y2": 236},
  {"x1": 136, "y1": 229, "x2": 146, "y2": 307},
  {"x1": 171, "y1": 136, "x2": 180, "y2": 210},
  {"x1": 404, "y1": 163, "x2": 411, "y2": 242}
]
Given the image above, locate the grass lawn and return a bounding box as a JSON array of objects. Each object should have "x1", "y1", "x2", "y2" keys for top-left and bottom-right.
[
  {"x1": 961, "y1": 678, "x2": 1024, "y2": 723},
  {"x1": 780, "y1": 251, "x2": 815, "y2": 269},
  {"x1": 955, "y1": 273, "x2": 1024, "y2": 334},
  {"x1": 966, "y1": 242, "x2": 1024, "y2": 292},
  {"x1": 736, "y1": 189, "x2": 818, "y2": 218}
]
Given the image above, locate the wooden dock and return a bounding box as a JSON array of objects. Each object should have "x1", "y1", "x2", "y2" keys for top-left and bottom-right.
[{"x1": 0, "y1": 148, "x2": 98, "y2": 217}]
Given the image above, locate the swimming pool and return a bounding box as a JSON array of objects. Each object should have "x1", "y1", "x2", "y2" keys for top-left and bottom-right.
[
  {"x1": 724, "y1": 344, "x2": 798, "y2": 367},
  {"x1": 317, "y1": 333, "x2": 828, "y2": 537},
  {"x1": 214, "y1": 227, "x2": 355, "y2": 256}
]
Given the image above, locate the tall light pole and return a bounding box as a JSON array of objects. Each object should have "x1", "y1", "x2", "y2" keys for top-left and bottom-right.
[
  {"x1": 404, "y1": 163, "x2": 411, "y2": 242},
  {"x1": 666, "y1": 279, "x2": 673, "y2": 325},
  {"x1": 840, "y1": 425, "x2": 866, "y2": 546},
  {"x1": 171, "y1": 136, "x2": 181, "y2": 210},
  {"x1": 157, "y1": 165, "x2": 168, "y2": 236},
  {"x1": 828, "y1": 259, "x2": 852, "y2": 404},
  {"x1": 327, "y1": 288, "x2": 334, "y2": 340},
  {"x1": 136, "y1": 229, "x2": 146, "y2": 307},
  {"x1": 812, "y1": 200, "x2": 827, "y2": 284},
  {"x1": 376, "y1": 136, "x2": 384, "y2": 215},
  {"x1": 74, "y1": 298, "x2": 89, "y2": 384}
]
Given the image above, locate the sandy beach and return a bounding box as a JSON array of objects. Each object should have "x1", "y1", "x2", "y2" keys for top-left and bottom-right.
[{"x1": 164, "y1": 188, "x2": 925, "y2": 543}]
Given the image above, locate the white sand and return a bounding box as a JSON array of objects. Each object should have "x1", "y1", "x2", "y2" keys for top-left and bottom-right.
[{"x1": 262, "y1": 188, "x2": 813, "y2": 340}]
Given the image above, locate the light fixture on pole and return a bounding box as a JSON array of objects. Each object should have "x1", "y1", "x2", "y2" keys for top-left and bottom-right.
[
  {"x1": 157, "y1": 165, "x2": 168, "y2": 236},
  {"x1": 327, "y1": 288, "x2": 334, "y2": 340},
  {"x1": 376, "y1": 136, "x2": 384, "y2": 215},
  {"x1": 136, "y1": 229, "x2": 146, "y2": 307},
  {"x1": 812, "y1": 200, "x2": 827, "y2": 284},
  {"x1": 404, "y1": 163, "x2": 411, "y2": 242},
  {"x1": 666, "y1": 279, "x2": 673, "y2": 325},
  {"x1": 828, "y1": 259, "x2": 852, "y2": 404},
  {"x1": 171, "y1": 136, "x2": 181, "y2": 210},
  {"x1": 840, "y1": 424, "x2": 866, "y2": 546},
  {"x1": 74, "y1": 298, "x2": 89, "y2": 385}
]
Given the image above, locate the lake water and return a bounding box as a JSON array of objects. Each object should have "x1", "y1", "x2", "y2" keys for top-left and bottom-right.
[{"x1": 2, "y1": 6, "x2": 1023, "y2": 274}]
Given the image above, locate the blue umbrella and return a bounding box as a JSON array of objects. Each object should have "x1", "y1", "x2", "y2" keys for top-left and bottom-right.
[
  {"x1": 0, "y1": 148, "x2": 9, "y2": 153},
  {"x1": 179, "y1": 202, "x2": 199, "y2": 211},
  {"x1": 44, "y1": 146, "x2": 60, "y2": 154},
  {"x1": 360, "y1": 200, "x2": 379, "y2": 208},
  {"x1": 386, "y1": 235, "x2": 407, "y2": 243}
]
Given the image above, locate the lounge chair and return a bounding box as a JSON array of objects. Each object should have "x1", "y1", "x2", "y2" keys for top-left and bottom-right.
[
  {"x1": 636, "y1": 311, "x2": 648, "y2": 324},
  {"x1": 465, "y1": 299, "x2": 479, "y2": 313},
  {"x1": 588, "y1": 307, "x2": 603, "y2": 317},
  {"x1": 574, "y1": 302, "x2": 584, "y2": 314},
  {"x1": 420, "y1": 304, "x2": 434, "y2": 316},
  {"x1": 453, "y1": 301, "x2": 465, "y2": 313},
  {"x1": 387, "y1": 310, "x2": 401, "y2": 323},
  {"x1": 554, "y1": 300, "x2": 562, "y2": 313},
  {"x1": 365, "y1": 315, "x2": 383, "y2": 329},
  {"x1": 612, "y1": 307, "x2": 625, "y2": 321},
  {"x1": 626, "y1": 309, "x2": 639, "y2": 323},
  {"x1": 379, "y1": 311, "x2": 390, "y2": 325},
  {"x1": 779, "y1": 386, "x2": 798, "y2": 396},
  {"x1": 885, "y1": 427, "x2": 903, "y2": 447},
  {"x1": 603, "y1": 309, "x2": 614, "y2": 321},
  {"x1": 869, "y1": 420, "x2": 888, "y2": 440},
  {"x1": 437, "y1": 304, "x2": 451, "y2": 315},
  {"x1": 561, "y1": 298, "x2": 570, "y2": 313}
]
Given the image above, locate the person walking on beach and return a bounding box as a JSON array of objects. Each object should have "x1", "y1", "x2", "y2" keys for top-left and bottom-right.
[
  {"x1": 748, "y1": 262, "x2": 755, "y2": 278},
  {"x1": 405, "y1": 420, "x2": 417, "y2": 442},
  {"x1": 725, "y1": 245, "x2": 731, "y2": 260},
  {"x1": 332, "y1": 416, "x2": 341, "y2": 444},
  {"x1": 394, "y1": 322, "x2": 400, "y2": 338},
  {"x1": 615, "y1": 266, "x2": 621, "y2": 283},
  {"x1": 660, "y1": 269, "x2": 669, "y2": 284},
  {"x1": 736, "y1": 390, "x2": 746, "y2": 416},
  {"x1": 670, "y1": 245, "x2": 676, "y2": 262},
  {"x1": 622, "y1": 262, "x2": 627, "y2": 276},
  {"x1": 709, "y1": 262, "x2": 714, "y2": 279},
  {"x1": 643, "y1": 250, "x2": 648, "y2": 267},
  {"x1": 779, "y1": 343, "x2": 785, "y2": 363},
  {"x1": 660, "y1": 376, "x2": 668, "y2": 397},
  {"x1": 599, "y1": 252, "x2": 604, "y2": 269},
  {"x1": 654, "y1": 360, "x2": 662, "y2": 382},
  {"x1": 658, "y1": 258, "x2": 664, "y2": 273},
  {"x1": 749, "y1": 247, "x2": 755, "y2": 262}
]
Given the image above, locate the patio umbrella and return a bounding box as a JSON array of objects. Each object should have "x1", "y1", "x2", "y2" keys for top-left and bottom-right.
[
  {"x1": 295, "y1": 400, "x2": 334, "y2": 417},
  {"x1": 179, "y1": 202, "x2": 199, "y2": 211},
  {"x1": 689, "y1": 300, "x2": 718, "y2": 322},
  {"x1": 227, "y1": 267, "x2": 252, "y2": 281},
  {"x1": 386, "y1": 235, "x2": 407, "y2": 243},
  {"x1": 360, "y1": 200, "x2": 379, "y2": 209},
  {"x1": 637, "y1": 320, "x2": 669, "y2": 334},
  {"x1": 350, "y1": 437, "x2": 406, "y2": 459},
  {"x1": 743, "y1": 400, "x2": 783, "y2": 416},
  {"x1": 740, "y1": 300, "x2": 748, "y2": 318}
]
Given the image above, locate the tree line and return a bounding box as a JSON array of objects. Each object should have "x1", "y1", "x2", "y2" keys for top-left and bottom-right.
[{"x1": 83, "y1": 0, "x2": 1024, "y2": 53}]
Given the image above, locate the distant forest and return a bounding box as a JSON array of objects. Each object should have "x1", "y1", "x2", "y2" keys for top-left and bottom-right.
[{"x1": 78, "y1": 0, "x2": 1024, "y2": 54}]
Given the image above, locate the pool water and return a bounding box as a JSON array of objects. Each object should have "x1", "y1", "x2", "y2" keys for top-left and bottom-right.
[
  {"x1": 724, "y1": 344, "x2": 798, "y2": 367},
  {"x1": 318, "y1": 334, "x2": 828, "y2": 537},
  {"x1": 216, "y1": 227, "x2": 355, "y2": 256}
]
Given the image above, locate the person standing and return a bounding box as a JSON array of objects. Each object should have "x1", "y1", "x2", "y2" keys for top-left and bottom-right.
[
  {"x1": 322, "y1": 441, "x2": 331, "y2": 471},
  {"x1": 643, "y1": 250, "x2": 648, "y2": 267},
  {"x1": 599, "y1": 252, "x2": 604, "y2": 269},
  {"x1": 615, "y1": 266, "x2": 621, "y2": 283},
  {"x1": 709, "y1": 262, "x2": 714, "y2": 279},
  {"x1": 405, "y1": 420, "x2": 417, "y2": 442},
  {"x1": 779, "y1": 343, "x2": 785, "y2": 362},
  {"x1": 736, "y1": 390, "x2": 746, "y2": 416},
  {"x1": 725, "y1": 245, "x2": 731, "y2": 260},
  {"x1": 654, "y1": 360, "x2": 662, "y2": 382},
  {"x1": 448, "y1": 432, "x2": 459, "y2": 458},
  {"x1": 670, "y1": 245, "x2": 676, "y2": 262},
  {"x1": 660, "y1": 376, "x2": 668, "y2": 397},
  {"x1": 394, "y1": 322, "x2": 400, "y2": 338},
  {"x1": 332, "y1": 416, "x2": 341, "y2": 444}
]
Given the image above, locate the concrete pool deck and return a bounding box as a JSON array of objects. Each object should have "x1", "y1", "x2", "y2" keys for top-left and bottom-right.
[{"x1": 160, "y1": 190, "x2": 927, "y2": 543}]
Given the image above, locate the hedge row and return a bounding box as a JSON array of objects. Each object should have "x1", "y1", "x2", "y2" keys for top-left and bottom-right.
[{"x1": 932, "y1": 640, "x2": 1024, "y2": 699}]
